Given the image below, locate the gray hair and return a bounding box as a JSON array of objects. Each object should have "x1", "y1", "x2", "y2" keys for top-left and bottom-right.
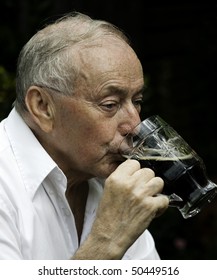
[{"x1": 14, "y1": 11, "x2": 130, "y2": 113}]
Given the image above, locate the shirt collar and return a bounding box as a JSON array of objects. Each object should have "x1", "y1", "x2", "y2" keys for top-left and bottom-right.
[{"x1": 5, "y1": 108, "x2": 64, "y2": 199}]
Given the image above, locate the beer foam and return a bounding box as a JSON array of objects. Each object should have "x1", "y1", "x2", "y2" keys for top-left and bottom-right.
[{"x1": 124, "y1": 153, "x2": 193, "y2": 161}]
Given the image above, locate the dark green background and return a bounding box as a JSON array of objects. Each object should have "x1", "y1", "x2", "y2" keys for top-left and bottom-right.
[{"x1": 1, "y1": 1, "x2": 217, "y2": 259}]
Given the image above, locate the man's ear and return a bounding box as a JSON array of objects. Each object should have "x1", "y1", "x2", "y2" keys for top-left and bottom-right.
[{"x1": 25, "y1": 86, "x2": 55, "y2": 132}]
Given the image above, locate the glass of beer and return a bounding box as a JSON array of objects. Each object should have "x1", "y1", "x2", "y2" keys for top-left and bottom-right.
[{"x1": 119, "y1": 115, "x2": 217, "y2": 219}]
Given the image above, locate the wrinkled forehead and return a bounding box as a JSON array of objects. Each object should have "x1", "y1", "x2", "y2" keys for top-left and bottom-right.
[
  {"x1": 77, "y1": 37, "x2": 143, "y2": 77},
  {"x1": 71, "y1": 38, "x2": 144, "y2": 99}
]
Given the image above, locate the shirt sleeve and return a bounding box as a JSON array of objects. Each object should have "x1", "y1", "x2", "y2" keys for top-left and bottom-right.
[
  {"x1": 0, "y1": 195, "x2": 23, "y2": 259},
  {"x1": 122, "y1": 229, "x2": 160, "y2": 260}
]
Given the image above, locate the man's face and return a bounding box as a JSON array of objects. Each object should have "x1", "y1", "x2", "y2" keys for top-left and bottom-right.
[{"x1": 53, "y1": 39, "x2": 144, "y2": 179}]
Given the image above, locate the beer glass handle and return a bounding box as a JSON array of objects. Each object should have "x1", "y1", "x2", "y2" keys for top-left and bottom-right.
[
  {"x1": 155, "y1": 193, "x2": 183, "y2": 208},
  {"x1": 168, "y1": 193, "x2": 183, "y2": 207}
]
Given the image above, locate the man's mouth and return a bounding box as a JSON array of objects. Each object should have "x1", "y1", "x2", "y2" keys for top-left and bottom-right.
[{"x1": 108, "y1": 151, "x2": 126, "y2": 163}]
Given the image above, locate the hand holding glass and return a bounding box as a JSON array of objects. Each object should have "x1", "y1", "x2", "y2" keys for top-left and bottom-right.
[{"x1": 119, "y1": 115, "x2": 217, "y2": 219}]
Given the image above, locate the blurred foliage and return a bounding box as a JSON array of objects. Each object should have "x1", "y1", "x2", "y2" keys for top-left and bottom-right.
[{"x1": 0, "y1": 66, "x2": 15, "y2": 120}]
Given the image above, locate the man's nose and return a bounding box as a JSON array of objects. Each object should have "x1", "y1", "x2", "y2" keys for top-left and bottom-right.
[{"x1": 119, "y1": 104, "x2": 141, "y2": 136}]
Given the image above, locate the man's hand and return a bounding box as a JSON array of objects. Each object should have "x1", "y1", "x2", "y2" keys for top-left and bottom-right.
[{"x1": 72, "y1": 159, "x2": 169, "y2": 259}]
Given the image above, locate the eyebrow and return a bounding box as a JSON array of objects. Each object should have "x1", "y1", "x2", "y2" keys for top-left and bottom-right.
[{"x1": 104, "y1": 84, "x2": 146, "y2": 97}]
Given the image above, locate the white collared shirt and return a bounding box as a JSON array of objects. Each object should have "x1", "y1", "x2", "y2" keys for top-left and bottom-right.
[{"x1": 0, "y1": 108, "x2": 160, "y2": 260}]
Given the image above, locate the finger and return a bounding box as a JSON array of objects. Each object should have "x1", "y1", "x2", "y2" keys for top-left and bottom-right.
[
  {"x1": 153, "y1": 194, "x2": 170, "y2": 217},
  {"x1": 134, "y1": 167, "x2": 155, "y2": 183},
  {"x1": 141, "y1": 176, "x2": 164, "y2": 196},
  {"x1": 114, "y1": 159, "x2": 141, "y2": 176},
  {"x1": 143, "y1": 194, "x2": 169, "y2": 217},
  {"x1": 154, "y1": 193, "x2": 170, "y2": 204}
]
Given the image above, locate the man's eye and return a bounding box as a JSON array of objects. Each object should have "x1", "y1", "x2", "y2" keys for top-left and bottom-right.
[
  {"x1": 100, "y1": 101, "x2": 120, "y2": 112},
  {"x1": 133, "y1": 98, "x2": 144, "y2": 109}
]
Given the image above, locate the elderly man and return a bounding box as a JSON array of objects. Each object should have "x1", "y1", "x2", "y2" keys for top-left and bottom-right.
[{"x1": 0, "y1": 12, "x2": 168, "y2": 259}]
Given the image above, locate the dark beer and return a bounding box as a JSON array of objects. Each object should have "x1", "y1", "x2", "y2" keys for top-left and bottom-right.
[
  {"x1": 121, "y1": 115, "x2": 217, "y2": 218},
  {"x1": 135, "y1": 154, "x2": 211, "y2": 208}
]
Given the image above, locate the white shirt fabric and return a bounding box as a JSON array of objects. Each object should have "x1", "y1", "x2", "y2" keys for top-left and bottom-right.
[{"x1": 0, "y1": 108, "x2": 160, "y2": 260}]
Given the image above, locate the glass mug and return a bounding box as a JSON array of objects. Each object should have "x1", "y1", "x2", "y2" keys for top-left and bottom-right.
[{"x1": 119, "y1": 115, "x2": 217, "y2": 219}]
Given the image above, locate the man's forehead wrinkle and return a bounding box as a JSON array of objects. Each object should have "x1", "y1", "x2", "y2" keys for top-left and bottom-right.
[{"x1": 100, "y1": 83, "x2": 145, "y2": 97}]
